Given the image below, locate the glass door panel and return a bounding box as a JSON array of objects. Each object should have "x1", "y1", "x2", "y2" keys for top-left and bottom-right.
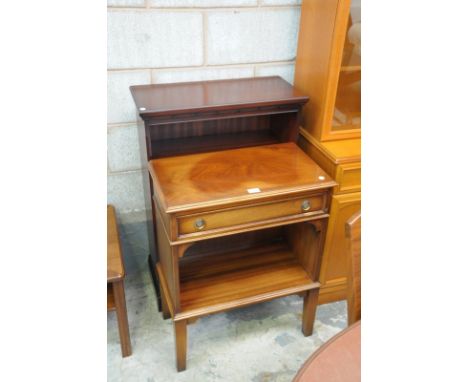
[{"x1": 332, "y1": 0, "x2": 361, "y2": 132}]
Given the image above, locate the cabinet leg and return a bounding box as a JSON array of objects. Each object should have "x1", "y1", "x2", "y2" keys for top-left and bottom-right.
[
  {"x1": 113, "y1": 280, "x2": 132, "y2": 357},
  {"x1": 174, "y1": 320, "x2": 187, "y2": 372},
  {"x1": 302, "y1": 289, "x2": 319, "y2": 337},
  {"x1": 161, "y1": 288, "x2": 171, "y2": 320}
]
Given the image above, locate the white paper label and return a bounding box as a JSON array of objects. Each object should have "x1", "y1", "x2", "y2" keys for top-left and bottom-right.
[{"x1": 247, "y1": 187, "x2": 261, "y2": 194}]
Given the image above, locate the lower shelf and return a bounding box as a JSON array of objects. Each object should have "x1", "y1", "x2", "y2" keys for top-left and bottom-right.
[{"x1": 175, "y1": 243, "x2": 319, "y2": 320}]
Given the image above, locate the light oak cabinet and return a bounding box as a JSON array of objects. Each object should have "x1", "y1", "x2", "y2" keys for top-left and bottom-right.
[{"x1": 295, "y1": 0, "x2": 361, "y2": 304}]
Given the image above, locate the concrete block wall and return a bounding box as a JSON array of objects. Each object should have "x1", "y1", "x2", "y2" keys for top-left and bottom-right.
[{"x1": 107, "y1": 0, "x2": 302, "y2": 270}]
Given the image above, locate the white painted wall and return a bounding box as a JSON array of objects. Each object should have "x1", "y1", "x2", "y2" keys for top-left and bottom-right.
[{"x1": 107, "y1": 0, "x2": 302, "y2": 222}]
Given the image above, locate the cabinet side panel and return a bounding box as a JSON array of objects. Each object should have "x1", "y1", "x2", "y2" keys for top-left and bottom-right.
[
  {"x1": 137, "y1": 117, "x2": 158, "y2": 263},
  {"x1": 286, "y1": 218, "x2": 328, "y2": 282},
  {"x1": 155, "y1": 206, "x2": 180, "y2": 311},
  {"x1": 298, "y1": 134, "x2": 337, "y2": 178},
  {"x1": 294, "y1": 0, "x2": 340, "y2": 140},
  {"x1": 270, "y1": 112, "x2": 299, "y2": 142}
]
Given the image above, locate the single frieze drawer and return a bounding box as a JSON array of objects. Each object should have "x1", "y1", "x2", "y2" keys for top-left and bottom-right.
[
  {"x1": 336, "y1": 162, "x2": 361, "y2": 193},
  {"x1": 177, "y1": 193, "x2": 328, "y2": 237}
]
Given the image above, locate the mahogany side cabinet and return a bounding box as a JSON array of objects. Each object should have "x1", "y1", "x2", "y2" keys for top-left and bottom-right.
[{"x1": 130, "y1": 77, "x2": 336, "y2": 371}]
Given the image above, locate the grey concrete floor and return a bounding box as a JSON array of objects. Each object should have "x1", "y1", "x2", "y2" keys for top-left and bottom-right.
[{"x1": 107, "y1": 267, "x2": 347, "y2": 382}]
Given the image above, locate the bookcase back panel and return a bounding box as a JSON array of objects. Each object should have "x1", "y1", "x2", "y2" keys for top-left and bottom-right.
[{"x1": 148, "y1": 113, "x2": 298, "y2": 158}]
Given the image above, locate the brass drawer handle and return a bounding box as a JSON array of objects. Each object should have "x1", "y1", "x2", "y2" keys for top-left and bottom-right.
[
  {"x1": 301, "y1": 200, "x2": 311, "y2": 212},
  {"x1": 194, "y1": 218, "x2": 206, "y2": 230}
]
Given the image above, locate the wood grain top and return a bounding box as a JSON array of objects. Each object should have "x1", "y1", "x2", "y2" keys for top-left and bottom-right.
[
  {"x1": 130, "y1": 76, "x2": 308, "y2": 118},
  {"x1": 149, "y1": 142, "x2": 336, "y2": 213},
  {"x1": 107, "y1": 205, "x2": 125, "y2": 282}
]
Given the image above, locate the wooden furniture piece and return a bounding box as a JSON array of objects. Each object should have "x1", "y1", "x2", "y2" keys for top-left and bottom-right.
[
  {"x1": 294, "y1": 0, "x2": 361, "y2": 304},
  {"x1": 346, "y1": 211, "x2": 361, "y2": 325},
  {"x1": 149, "y1": 142, "x2": 336, "y2": 371},
  {"x1": 107, "y1": 205, "x2": 132, "y2": 358},
  {"x1": 130, "y1": 76, "x2": 312, "y2": 311},
  {"x1": 292, "y1": 321, "x2": 361, "y2": 382}
]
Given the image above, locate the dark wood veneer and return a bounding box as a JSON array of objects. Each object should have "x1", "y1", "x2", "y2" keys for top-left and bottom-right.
[{"x1": 131, "y1": 76, "x2": 308, "y2": 118}]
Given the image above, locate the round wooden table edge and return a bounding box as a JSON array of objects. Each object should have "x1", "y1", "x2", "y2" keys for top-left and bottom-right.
[{"x1": 292, "y1": 320, "x2": 361, "y2": 382}]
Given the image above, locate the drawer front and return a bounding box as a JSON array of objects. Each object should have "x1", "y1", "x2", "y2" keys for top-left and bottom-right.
[
  {"x1": 336, "y1": 163, "x2": 361, "y2": 193},
  {"x1": 177, "y1": 194, "x2": 327, "y2": 237}
]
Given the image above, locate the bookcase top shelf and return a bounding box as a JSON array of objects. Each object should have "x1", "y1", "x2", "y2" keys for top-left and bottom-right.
[{"x1": 130, "y1": 76, "x2": 309, "y2": 119}]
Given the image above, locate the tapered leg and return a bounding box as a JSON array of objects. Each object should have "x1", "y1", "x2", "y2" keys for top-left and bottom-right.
[
  {"x1": 302, "y1": 289, "x2": 319, "y2": 336},
  {"x1": 174, "y1": 320, "x2": 187, "y2": 372},
  {"x1": 113, "y1": 280, "x2": 132, "y2": 357},
  {"x1": 160, "y1": 288, "x2": 171, "y2": 320}
]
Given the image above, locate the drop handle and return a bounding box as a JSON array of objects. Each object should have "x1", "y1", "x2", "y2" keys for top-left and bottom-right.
[
  {"x1": 194, "y1": 218, "x2": 206, "y2": 230},
  {"x1": 301, "y1": 200, "x2": 311, "y2": 212}
]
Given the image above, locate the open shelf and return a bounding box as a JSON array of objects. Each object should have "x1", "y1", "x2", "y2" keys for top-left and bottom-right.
[
  {"x1": 176, "y1": 243, "x2": 318, "y2": 319},
  {"x1": 152, "y1": 130, "x2": 279, "y2": 157},
  {"x1": 146, "y1": 110, "x2": 300, "y2": 159}
]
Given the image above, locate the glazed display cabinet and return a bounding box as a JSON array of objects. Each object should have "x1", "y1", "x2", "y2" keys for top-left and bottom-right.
[{"x1": 294, "y1": 0, "x2": 361, "y2": 304}]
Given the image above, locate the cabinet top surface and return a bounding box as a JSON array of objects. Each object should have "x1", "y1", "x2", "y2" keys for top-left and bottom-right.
[
  {"x1": 321, "y1": 138, "x2": 361, "y2": 162},
  {"x1": 130, "y1": 76, "x2": 308, "y2": 118},
  {"x1": 149, "y1": 142, "x2": 336, "y2": 213}
]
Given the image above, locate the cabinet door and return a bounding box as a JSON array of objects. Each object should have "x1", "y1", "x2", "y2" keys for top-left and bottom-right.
[
  {"x1": 331, "y1": 0, "x2": 361, "y2": 134},
  {"x1": 319, "y1": 191, "x2": 361, "y2": 304}
]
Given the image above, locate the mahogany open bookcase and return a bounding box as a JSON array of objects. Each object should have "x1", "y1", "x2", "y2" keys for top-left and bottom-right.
[{"x1": 130, "y1": 77, "x2": 336, "y2": 371}]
